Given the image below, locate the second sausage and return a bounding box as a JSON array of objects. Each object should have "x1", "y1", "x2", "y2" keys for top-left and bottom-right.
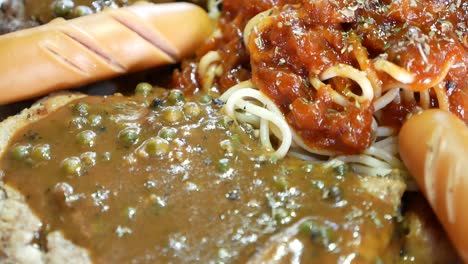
[{"x1": 399, "y1": 109, "x2": 468, "y2": 262}]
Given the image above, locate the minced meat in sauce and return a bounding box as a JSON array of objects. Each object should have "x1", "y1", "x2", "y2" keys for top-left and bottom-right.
[
  {"x1": 2, "y1": 89, "x2": 400, "y2": 263},
  {"x1": 174, "y1": 0, "x2": 467, "y2": 154}
]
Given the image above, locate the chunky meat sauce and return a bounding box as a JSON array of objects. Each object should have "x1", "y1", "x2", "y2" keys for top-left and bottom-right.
[{"x1": 174, "y1": 0, "x2": 467, "y2": 154}]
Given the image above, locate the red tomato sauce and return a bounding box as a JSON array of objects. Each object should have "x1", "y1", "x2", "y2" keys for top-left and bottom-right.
[{"x1": 173, "y1": 0, "x2": 467, "y2": 154}]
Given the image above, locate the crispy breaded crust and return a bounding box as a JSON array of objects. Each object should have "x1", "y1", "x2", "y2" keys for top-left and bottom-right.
[
  {"x1": 0, "y1": 93, "x2": 86, "y2": 153},
  {"x1": 0, "y1": 93, "x2": 91, "y2": 264}
]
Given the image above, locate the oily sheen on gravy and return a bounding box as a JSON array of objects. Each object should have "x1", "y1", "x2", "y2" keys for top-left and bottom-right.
[{"x1": 1, "y1": 90, "x2": 404, "y2": 263}]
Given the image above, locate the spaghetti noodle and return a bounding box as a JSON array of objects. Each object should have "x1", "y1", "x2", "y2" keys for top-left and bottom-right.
[{"x1": 174, "y1": 0, "x2": 467, "y2": 178}]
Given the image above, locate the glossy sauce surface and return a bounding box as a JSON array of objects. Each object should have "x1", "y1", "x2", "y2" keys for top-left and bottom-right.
[
  {"x1": 174, "y1": 0, "x2": 467, "y2": 154},
  {"x1": 245, "y1": 1, "x2": 467, "y2": 152},
  {"x1": 2, "y1": 92, "x2": 398, "y2": 263}
]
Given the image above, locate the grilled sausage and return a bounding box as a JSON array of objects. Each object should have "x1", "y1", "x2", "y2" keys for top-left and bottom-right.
[
  {"x1": 399, "y1": 109, "x2": 468, "y2": 262},
  {"x1": 0, "y1": 2, "x2": 212, "y2": 104}
]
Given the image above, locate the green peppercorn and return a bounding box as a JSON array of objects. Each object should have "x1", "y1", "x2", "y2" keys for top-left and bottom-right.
[
  {"x1": 274, "y1": 176, "x2": 288, "y2": 191},
  {"x1": 274, "y1": 208, "x2": 290, "y2": 224},
  {"x1": 333, "y1": 164, "x2": 348, "y2": 175},
  {"x1": 31, "y1": 144, "x2": 51, "y2": 162},
  {"x1": 229, "y1": 134, "x2": 241, "y2": 145},
  {"x1": 162, "y1": 107, "x2": 183, "y2": 123},
  {"x1": 217, "y1": 158, "x2": 230, "y2": 173},
  {"x1": 300, "y1": 221, "x2": 316, "y2": 235},
  {"x1": 10, "y1": 144, "x2": 31, "y2": 161},
  {"x1": 69, "y1": 116, "x2": 88, "y2": 129},
  {"x1": 135, "y1": 82, "x2": 153, "y2": 97},
  {"x1": 167, "y1": 90, "x2": 185, "y2": 104},
  {"x1": 145, "y1": 137, "x2": 169, "y2": 157},
  {"x1": 76, "y1": 130, "x2": 97, "y2": 147},
  {"x1": 217, "y1": 117, "x2": 232, "y2": 129},
  {"x1": 72, "y1": 102, "x2": 89, "y2": 117},
  {"x1": 61, "y1": 157, "x2": 82, "y2": 176},
  {"x1": 72, "y1": 5, "x2": 93, "y2": 17},
  {"x1": 118, "y1": 128, "x2": 140, "y2": 147},
  {"x1": 80, "y1": 152, "x2": 97, "y2": 167},
  {"x1": 88, "y1": 114, "x2": 102, "y2": 127},
  {"x1": 158, "y1": 127, "x2": 177, "y2": 141},
  {"x1": 311, "y1": 180, "x2": 325, "y2": 190},
  {"x1": 52, "y1": 0, "x2": 75, "y2": 17},
  {"x1": 198, "y1": 94, "x2": 212, "y2": 104},
  {"x1": 183, "y1": 102, "x2": 201, "y2": 118}
]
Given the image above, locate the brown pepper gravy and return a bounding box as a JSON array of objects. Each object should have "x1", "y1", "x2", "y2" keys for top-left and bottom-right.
[{"x1": 2, "y1": 92, "x2": 399, "y2": 263}]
